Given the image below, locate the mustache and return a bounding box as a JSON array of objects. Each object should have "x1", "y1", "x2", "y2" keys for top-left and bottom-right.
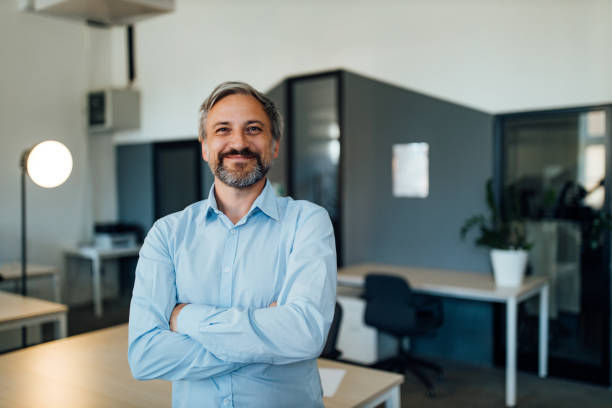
[{"x1": 218, "y1": 148, "x2": 260, "y2": 161}]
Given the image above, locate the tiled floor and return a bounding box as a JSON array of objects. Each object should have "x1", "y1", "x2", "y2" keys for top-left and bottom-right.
[{"x1": 398, "y1": 358, "x2": 612, "y2": 408}]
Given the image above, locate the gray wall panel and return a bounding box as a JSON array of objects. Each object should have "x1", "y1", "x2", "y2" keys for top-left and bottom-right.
[{"x1": 342, "y1": 71, "x2": 495, "y2": 364}]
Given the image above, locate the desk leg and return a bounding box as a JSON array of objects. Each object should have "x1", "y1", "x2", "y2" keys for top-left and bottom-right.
[
  {"x1": 362, "y1": 385, "x2": 400, "y2": 408},
  {"x1": 385, "y1": 385, "x2": 400, "y2": 408},
  {"x1": 53, "y1": 273, "x2": 61, "y2": 303},
  {"x1": 506, "y1": 297, "x2": 517, "y2": 407},
  {"x1": 539, "y1": 284, "x2": 549, "y2": 378},
  {"x1": 56, "y1": 313, "x2": 68, "y2": 339},
  {"x1": 92, "y1": 256, "x2": 102, "y2": 318}
]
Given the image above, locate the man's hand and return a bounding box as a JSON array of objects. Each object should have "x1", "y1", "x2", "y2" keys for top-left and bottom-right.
[
  {"x1": 269, "y1": 301, "x2": 277, "y2": 307},
  {"x1": 170, "y1": 303, "x2": 189, "y2": 332}
]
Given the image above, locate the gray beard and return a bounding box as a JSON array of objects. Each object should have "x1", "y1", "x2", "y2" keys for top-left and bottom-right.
[{"x1": 215, "y1": 158, "x2": 269, "y2": 188}]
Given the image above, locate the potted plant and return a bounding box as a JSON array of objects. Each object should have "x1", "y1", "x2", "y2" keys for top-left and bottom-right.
[{"x1": 461, "y1": 180, "x2": 532, "y2": 287}]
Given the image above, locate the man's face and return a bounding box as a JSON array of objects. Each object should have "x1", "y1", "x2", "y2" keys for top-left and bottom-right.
[{"x1": 202, "y1": 93, "x2": 279, "y2": 188}]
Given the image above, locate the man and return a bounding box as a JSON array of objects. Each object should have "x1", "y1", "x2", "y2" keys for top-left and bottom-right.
[{"x1": 128, "y1": 81, "x2": 337, "y2": 408}]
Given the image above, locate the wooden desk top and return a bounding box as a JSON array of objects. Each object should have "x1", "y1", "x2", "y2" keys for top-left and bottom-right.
[
  {"x1": 0, "y1": 263, "x2": 57, "y2": 280},
  {"x1": 0, "y1": 291, "x2": 67, "y2": 324},
  {"x1": 319, "y1": 358, "x2": 403, "y2": 407},
  {"x1": 339, "y1": 263, "x2": 548, "y2": 303},
  {"x1": 0, "y1": 324, "x2": 403, "y2": 408},
  {"x1": 0, "y1": 324, "x2": 170, "y2": 408}
]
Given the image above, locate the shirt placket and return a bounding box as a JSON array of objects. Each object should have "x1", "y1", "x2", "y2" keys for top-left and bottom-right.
[
  {"x1": 219, "y1": 224, "x2": 239, "y2": 407},
  {"x1": 221, "y1": 226, "x2": 238, "y2": 307}
]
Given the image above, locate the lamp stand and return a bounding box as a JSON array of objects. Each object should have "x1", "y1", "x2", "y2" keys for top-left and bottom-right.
[
  {"x1": 17, "y1": 142, "x2": 72, "y2": 348},
  {"x1": 20, "y1": 151, "x2": 28, "y2": 347}
]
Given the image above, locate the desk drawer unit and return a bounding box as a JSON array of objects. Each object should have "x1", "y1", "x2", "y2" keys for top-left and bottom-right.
[{"x1": 337, "y1": 295, "x2": 378, "y2": 364}]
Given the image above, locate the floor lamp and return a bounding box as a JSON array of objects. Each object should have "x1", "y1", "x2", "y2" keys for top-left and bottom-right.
[{"x1": 20, "y1": 140, "x2": 72, "y2": 346}]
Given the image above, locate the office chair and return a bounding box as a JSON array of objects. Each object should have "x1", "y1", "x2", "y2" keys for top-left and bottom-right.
[
  {"x1": 320, "y1": 302, "x2": 343, "y2": 360},
  {"x1": 363, "y1": 274, "x2": 444, "y2": 397}
]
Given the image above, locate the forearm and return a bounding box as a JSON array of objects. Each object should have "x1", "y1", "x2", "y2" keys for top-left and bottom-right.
[
  {"x1": 128, "y1": 295, "x2": 244, "y2": 381},
  {"x1": 176, "y1": 299, "x2": 329, "y2": 365}
]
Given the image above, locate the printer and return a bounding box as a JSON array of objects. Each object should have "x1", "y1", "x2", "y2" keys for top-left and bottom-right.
[{"x1": 93, "y1": 223, "x2": 142, "y2": 250}]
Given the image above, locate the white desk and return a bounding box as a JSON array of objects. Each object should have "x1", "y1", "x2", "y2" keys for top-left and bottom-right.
[
  {"x1": 338, "y1": 263, "x2": 549, "y2": 407},
  {"x1": 0, "y1": 263, "x2": 61, "y2": 302},
  {"x1": 64, "y1": 246, "x2": 141, "y2": 317},
  {"x1": 0, "y1": 291, "x2": 68, "y2": 341},
  {"x1": 0, "y1": 324, "x2": 403, "y2": 408}
]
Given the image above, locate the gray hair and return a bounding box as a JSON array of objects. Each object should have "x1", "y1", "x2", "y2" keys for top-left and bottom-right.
[{"x1": 198, "y1": 81, "x2": 283, "y2": 143}]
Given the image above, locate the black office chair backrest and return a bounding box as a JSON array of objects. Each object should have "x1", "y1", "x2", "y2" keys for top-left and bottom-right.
[
  {"x1": 363, "y1": 274, "x2": 418, "y2": 336},
  {"x1": 320, "y1": 302, "x2": 343, "y2": 360}
]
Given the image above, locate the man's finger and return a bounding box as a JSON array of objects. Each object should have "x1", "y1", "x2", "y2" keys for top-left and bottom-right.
[{"x1": 269, "y1": 301, "x2": 277, "y2": 307}]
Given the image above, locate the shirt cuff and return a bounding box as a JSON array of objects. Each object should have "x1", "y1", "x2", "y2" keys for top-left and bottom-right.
[{"x1": 176, "y1": 303, "x2": 217, "y2": 339}]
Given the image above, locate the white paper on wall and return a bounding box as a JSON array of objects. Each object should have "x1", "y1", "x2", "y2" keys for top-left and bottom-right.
[{"x1": 392, "y1": 143, "x2": 429, "y2": 198}]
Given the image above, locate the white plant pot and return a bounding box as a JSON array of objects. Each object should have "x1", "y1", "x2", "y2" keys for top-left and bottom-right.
[{"x1": 490, "y1": 249, "x2": 528, "y2": 288}]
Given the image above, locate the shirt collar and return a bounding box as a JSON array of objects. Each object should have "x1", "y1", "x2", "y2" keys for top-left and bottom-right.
[
  {"x1": 203, "y1": 179, "x2": 279, "y2": 224},
  {"x1": 250, "y1": 180, "x2": 279, "y2": 221}
]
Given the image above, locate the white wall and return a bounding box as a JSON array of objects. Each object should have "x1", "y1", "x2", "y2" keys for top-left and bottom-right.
[
  {"x1": 0, "y1": 3, "x2": 92, "y2": 266},
  {"x1": 112, "y1": 0, "x2": 612, "y2": 145},
  {"x1": 88, "y1": 26, "x2": 118, "y2": 223},
  {"x1": 0, "y1": 2, "x2": 119, "y2": 310}
]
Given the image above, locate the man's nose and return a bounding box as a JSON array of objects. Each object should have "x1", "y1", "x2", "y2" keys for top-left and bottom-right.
[{"x1": 228, "y1": 130, "x2": 249, "y2": 149}]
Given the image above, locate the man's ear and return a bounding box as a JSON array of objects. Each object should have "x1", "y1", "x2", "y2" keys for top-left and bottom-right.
[
  {"x1": 201, "y1": 141, "x2": 209, "y2": 162},
  {"x1": 272, "y1": 140, "x2": 280, "y2": 159}
]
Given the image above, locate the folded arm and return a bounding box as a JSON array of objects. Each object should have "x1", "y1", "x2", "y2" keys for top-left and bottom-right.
[
  {"x1": 176, "y1": 207, "x2": 337, "y2": 365},
  {"x1": 128, "y1": 223, "x2": 243, "y2": 381}
]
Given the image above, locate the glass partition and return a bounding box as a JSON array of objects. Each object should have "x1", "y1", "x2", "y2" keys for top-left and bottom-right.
[
  {"x1": 497, "y1": 107, "x2": 611, "y2": 384},
  {"x1": 289, "y1": 73, "x2": 342, "y2": 261}
]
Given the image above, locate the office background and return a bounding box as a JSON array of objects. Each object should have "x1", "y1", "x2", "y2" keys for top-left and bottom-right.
[{"x1": 1, "y1": 0, "x2": 612, "y2": 390}]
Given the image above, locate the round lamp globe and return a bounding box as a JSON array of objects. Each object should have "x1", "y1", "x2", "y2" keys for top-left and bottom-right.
[{"x1": 26, "y1": 140, "x2": 73, "y2": 188}]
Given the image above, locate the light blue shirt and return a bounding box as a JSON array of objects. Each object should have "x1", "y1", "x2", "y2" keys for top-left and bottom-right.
[{"x1": 128, "y1": 180, "x2": 337, "y2": 408}]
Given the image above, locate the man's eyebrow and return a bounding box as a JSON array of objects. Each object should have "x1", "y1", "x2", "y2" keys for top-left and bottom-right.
[
  {"x1": 212, "y1": 120, "x2": 265, "y2": 127},
  {"x1": 212, "y1": 121, "x2": 231, "y2": 127}
]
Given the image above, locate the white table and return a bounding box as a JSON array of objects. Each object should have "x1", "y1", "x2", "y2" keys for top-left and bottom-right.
[
  {"x1": 0, "y1": 291, "x2": 68, "y2": 341},
  {"x1": 63, "y1": 246, "x2": 141, "y2": 317},
  {"x1": 338, "y1": 263, "x2": 549, "y2": 407},
  {"x1": 0, "y1": 263, "x2": 61, "y2": 302},
  {"x1": 0, "y1": 324, "x2": 403, "y2": 408}
]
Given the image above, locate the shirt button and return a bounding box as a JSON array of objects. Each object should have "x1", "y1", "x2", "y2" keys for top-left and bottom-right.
[
  {"x1": 230, "y1": 230, "x2": 236, "y2": 235},
  {"x1": 224, "y1": 266, "x2": 230, "y2": 273},
  {"x1": 223, "y1": 398, "x2": 230, "y2": 406}
]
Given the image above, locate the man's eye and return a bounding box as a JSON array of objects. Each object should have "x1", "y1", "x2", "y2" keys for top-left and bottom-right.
[
  {"x1": 216, "y1": 127, "x2": 229, "y2": 133},
  {"x1": 247, "y1": 126, "x2": 262, "y2": 134}
]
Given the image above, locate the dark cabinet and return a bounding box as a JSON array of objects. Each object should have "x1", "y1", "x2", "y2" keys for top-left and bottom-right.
[{"x1": 117, "y1": 139, "x2": 212, "y2": 233}]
